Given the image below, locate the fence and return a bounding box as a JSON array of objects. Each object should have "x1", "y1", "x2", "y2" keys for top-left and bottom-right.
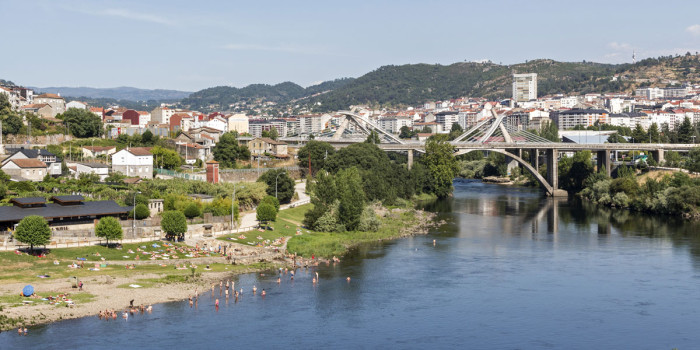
[
  {"x1": 155, "y1": 168, "x2": 206, "y2": 181},
  {"x1": 219, "y1": 166, "x2": 300, "y2": 174}
]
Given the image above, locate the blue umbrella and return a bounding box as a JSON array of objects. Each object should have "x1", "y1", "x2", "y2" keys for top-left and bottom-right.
[{"x1": 22, "y1": 285, "x2": 34, "y2": 297}]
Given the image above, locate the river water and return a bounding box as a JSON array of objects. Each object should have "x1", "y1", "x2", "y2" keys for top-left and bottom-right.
[{"x1": 3, "y1": 180, "x2": 700, "y2": 349}]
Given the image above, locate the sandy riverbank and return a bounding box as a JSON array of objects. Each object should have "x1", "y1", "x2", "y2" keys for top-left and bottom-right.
[{"x1": 0, "y1": 206, "x2": 440, "y2": 331}]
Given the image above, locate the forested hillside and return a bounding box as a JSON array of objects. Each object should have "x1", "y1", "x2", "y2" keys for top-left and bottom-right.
[
  {"x1": 179, "y1": 54, "x2": 700, "y2": 112},
  {"x1": 180, "y1": 78, "x2": 354, "y2": 111}
]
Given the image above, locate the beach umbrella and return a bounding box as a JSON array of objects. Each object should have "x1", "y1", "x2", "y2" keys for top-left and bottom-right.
[{"x1": 22, "y1": 285, "x2": 34, "y2": 297}]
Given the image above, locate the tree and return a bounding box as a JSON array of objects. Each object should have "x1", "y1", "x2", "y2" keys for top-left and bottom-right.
[
  {"x1": 212, "y1": 132, "x2": 250, "y2": 168},
  {"x1": 607, "y1": 133, "x2": 627, "y2": 143},
  {"x1": 152, "y1": 146, "x2": 182, "y2": 170},
  {"x1": 260, "y1": 195, "x2": 280, "y2": 212},
  {"x1": 560, "y1": 151, "x2": 594, "y2": 193},
  {"x1": 685, "y1": 147, "x2": 700, "y2": 172},
  {"x1": 141, "y1": 129, "x2": 156, "y2": 145},
  {"x1": 422, "y1": 138, "x2": 458, "y2": 198},
  {"x1": 678, "y1": 117, "x2": 694, "y2": 143},
  {"x1": 539, "y1": 121, "x2": 559, "y2": 142},
  {"x1": 183, "y1": 202, "x2": 202, "y2": 219},
  {"x1": 399, "y1": 126, "x2": 414, "y2": 139},
  {"x1": 61, "y1": 108, "x2": 103, "y2": 138},
  {"x1": 421, "y1": 126, "x2": 433, "y2": 134},
  {"x1": 268, "y1": 127, "x2": 279, "y2": 140},
  {"x1": 134, "y1": 203, "x2": 150, "y2": 220},
  {"x1": 1, "y1": 114, "x2": 22, "y2": 135},
  {"x1": 257, "y1": 169, "x2": 295, "y2": 203},
  {"x1": 631, "y1": 124, "x2": 647, "y2": 143},
  {"x1": 448, "y1": 123, "x2": 463, "y2": 140},
  {"x1": 304, "y1": 170, "x2": 337, "y2": 228},
  {"x1": 161, "y1": 211, "x2": 187, "y2": 241},
  {"x1": 648, "y1": 123, "x2": 660, "y2": 143},
  {"x1": 14, "y1": 215, "x2": 51, "y2": 251},
  {"x1": 256, "y1": 203, "x2": 277, "y2": 228},
  {"x1": 296, "y1": 140, "x2": 336, "y2": 176},
  {"x1": 95, "y1": 216, "x2": 123, "y2": 246},
  {"x1": 365, "y1": 130, "x2": 381, "y2": 144},
  {"x1": 335, "y1": 167, "x2": 365, "y2": 231}
]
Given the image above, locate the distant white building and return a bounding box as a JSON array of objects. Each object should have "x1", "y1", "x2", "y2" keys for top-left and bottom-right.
[
  {"x1": 111, "y1": 147, "x2": 153, "y2": 179},
  {"x1": 512, "y1": 73, "x2": 538, "y2": 104},
  {"x1": 66, "y1": 101, "x2": 88, "y2": 110},
  {"x1": 227, "y1": 114, "x2": 249, "y2": 134},
  {"x1": 75, "y1": 162, "x2": 109, "y2": 181}
]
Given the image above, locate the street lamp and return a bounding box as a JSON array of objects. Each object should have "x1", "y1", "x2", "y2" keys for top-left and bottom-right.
[
  {"x1": 231, "y1": 184, "x2": 236, "y2": 231},
  {"x1": 133, "y1": 191, "x2": 141, "y2": 239},
  {"x1": 275, "y1": 172, "x2": 282, "y2": 199}
]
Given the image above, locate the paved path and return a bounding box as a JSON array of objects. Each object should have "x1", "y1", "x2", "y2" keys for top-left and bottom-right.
[{"x1": 238, "y1": 181, "x2": 308, "y2": 230}]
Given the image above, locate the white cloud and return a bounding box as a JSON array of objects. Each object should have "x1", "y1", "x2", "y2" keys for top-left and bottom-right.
[
  {"x1": 220, "y1": 43, "x2": 349, "y2": 57},
  {"x1": 99, "y1": 8, "x2": 172, "y2": 25},
  {"x1": 607, "y1": 42, "x2": 632, "y2": 51},
  {"x1": 686, "y1": 24, "x2": 700, "y2": 36},
  {"x1": 61, "y1": 5, "x2": 172, "y2": 25}
]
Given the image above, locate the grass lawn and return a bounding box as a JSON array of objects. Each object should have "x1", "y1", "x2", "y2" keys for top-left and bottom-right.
[
  {"x1": 287, "y1": 208, "x2": 421, "y2": 258},
  {"x1": 217, "y1": 204, "x2": 313, "y2": 246}
]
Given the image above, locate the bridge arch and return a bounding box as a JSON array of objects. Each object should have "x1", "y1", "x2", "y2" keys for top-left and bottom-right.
[{"x1": 453, "y1": 148, "x2": 555, "y2": 196}]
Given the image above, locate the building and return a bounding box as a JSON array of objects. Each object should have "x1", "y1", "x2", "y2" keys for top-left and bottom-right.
[
  {"x1": 33, "y1": 93, "x2": 66, "y2": 117},
  {"x1": 206, "y1": 160, "x2": 219, "y2": 184},
  {"x1": 554, "y1": 108, "x2": 609, "y2": 129},
  {"x1": 111, "y1": 147, "x2": 153, "y2": 179},
  {"x1": 75, "y1": 162, "x2": 110, "y2": 181},
  {"x1": 0, "y1": 159, "x2": 47, "y2": 181},
  {"x1": 248, "y1": 119, "x2": 287, "y2": 138},
  {"x1": 245, "y1": 137, "x2": 288, "y2": 158},
  {"x1": 435, "y1": 111, "x2": 459, "y2": 133},
  {"x1": 512, "y1": 73, "x2": 538, "y2": 104},
  {"x1": 20, "y1": 103, "x2": 53, "y2": 119},
  {"x1": 66, "y1": 101, "x2": 88, "y2": 110},
  {"x1": 297, "y1": 114, "x2": 331, "y2": 134},
  {"x1": 148, "y1": 199, "x2": 164, "y2": 217},
  {"x1": 0, "y1": 195, "x2": 130, "y2": 231},
  {"x1": 82, "y1": 146, "x2": 117, "y2": 159},
  {"x1": 227, "y1": 114, "x2": 249, "y2": 134},
  {"x1": 151, "y1": 106, "x2": 176, "y2": 125},
  {"x1": 3, "y1": 148, "x2": 61, "y2": 176}
]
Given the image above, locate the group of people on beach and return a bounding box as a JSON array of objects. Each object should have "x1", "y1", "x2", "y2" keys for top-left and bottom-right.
[{"x1": 98, "y1": 302, "x2": 152, "y2": 321}]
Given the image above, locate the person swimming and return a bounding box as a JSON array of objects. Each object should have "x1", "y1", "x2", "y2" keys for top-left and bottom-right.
[
  {"x1": 252, "y1": 285, "x2": 257, "y2": 294},
  {"x1": 347, "y1": 276, "x2": 351, "y2": 282},
  {"x1": 261, "y1": 289, "x2": 266, "y2": 297}
]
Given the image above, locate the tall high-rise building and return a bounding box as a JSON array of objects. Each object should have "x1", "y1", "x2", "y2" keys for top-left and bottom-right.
[{"x1": 512, "y1": 73, "x2": 538, "y2": 104}]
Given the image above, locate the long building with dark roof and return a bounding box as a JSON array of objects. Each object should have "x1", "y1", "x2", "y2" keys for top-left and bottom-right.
[{"x1": 0, "y1": 195, "x2": 130, "y2": 230}]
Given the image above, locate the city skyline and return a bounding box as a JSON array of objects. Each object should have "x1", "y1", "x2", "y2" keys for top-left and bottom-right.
[{"x1": 1, "y1": 0, "x2": 699, "y2": 91}]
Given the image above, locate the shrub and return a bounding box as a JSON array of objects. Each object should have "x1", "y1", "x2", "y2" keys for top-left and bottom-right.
[{"x1": 358, "y1": 207, "x2": 381, "y2": 232}]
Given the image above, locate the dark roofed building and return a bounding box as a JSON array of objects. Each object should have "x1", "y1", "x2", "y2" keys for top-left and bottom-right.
[{"x1": 0, "y1": 196, "x2": 130, "y2": 230}]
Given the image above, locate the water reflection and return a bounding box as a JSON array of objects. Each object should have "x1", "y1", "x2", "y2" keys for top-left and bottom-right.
[{"x1": 449, "y1": 180, "x2": 700, "y2": 268}]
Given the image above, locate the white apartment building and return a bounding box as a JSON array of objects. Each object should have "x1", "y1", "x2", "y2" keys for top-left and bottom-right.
[
  {"x1": 111, "y1": 147, "x2": 153, "y2": 179},
  {"x1": 298, "y1": 114, "x2": 331, "y2": 134},
  {"x1": 379, "y1": 116, "x2": 413, "y2": 134},
  {"x1": 435, "y1": 111, "x2": 459, "y2": 133},
  {"x1": 512, "y1": 73, "x2": 538, "y2": 103},
  {"x1": 227, "y1": 114, "x2": 249, "y2": 134},
  {"x1": 66, "y1": 101, "x2": 88, "y2": 110}
]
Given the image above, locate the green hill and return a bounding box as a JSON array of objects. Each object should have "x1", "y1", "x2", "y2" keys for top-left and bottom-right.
[
  {"x1": 179, "y1": 54, "x2": 700, "y2": 112},
  {"x1": 180, "y1": 78, "x2": 354, "y2": 111}
]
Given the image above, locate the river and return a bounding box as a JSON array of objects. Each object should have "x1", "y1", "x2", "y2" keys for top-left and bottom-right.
[{"x1": 3, "y1": 180, "x2": 700, "y2": 349}]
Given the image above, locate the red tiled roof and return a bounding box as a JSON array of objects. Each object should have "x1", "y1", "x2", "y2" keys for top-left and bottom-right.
[
  {"x1": 36, "y1": 93, "x2": 63, "y2": 99},
  {"x1": 9, "y1": 159, "x2": 47, "y2": 168},
  {"x1": 126, "y1": 147, "x2": 152, "y2": 156}
]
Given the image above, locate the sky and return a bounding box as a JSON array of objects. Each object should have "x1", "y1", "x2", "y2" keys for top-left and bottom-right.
[{"x1": 1, "y1": 0, "x2": 699, "y2": 92}]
